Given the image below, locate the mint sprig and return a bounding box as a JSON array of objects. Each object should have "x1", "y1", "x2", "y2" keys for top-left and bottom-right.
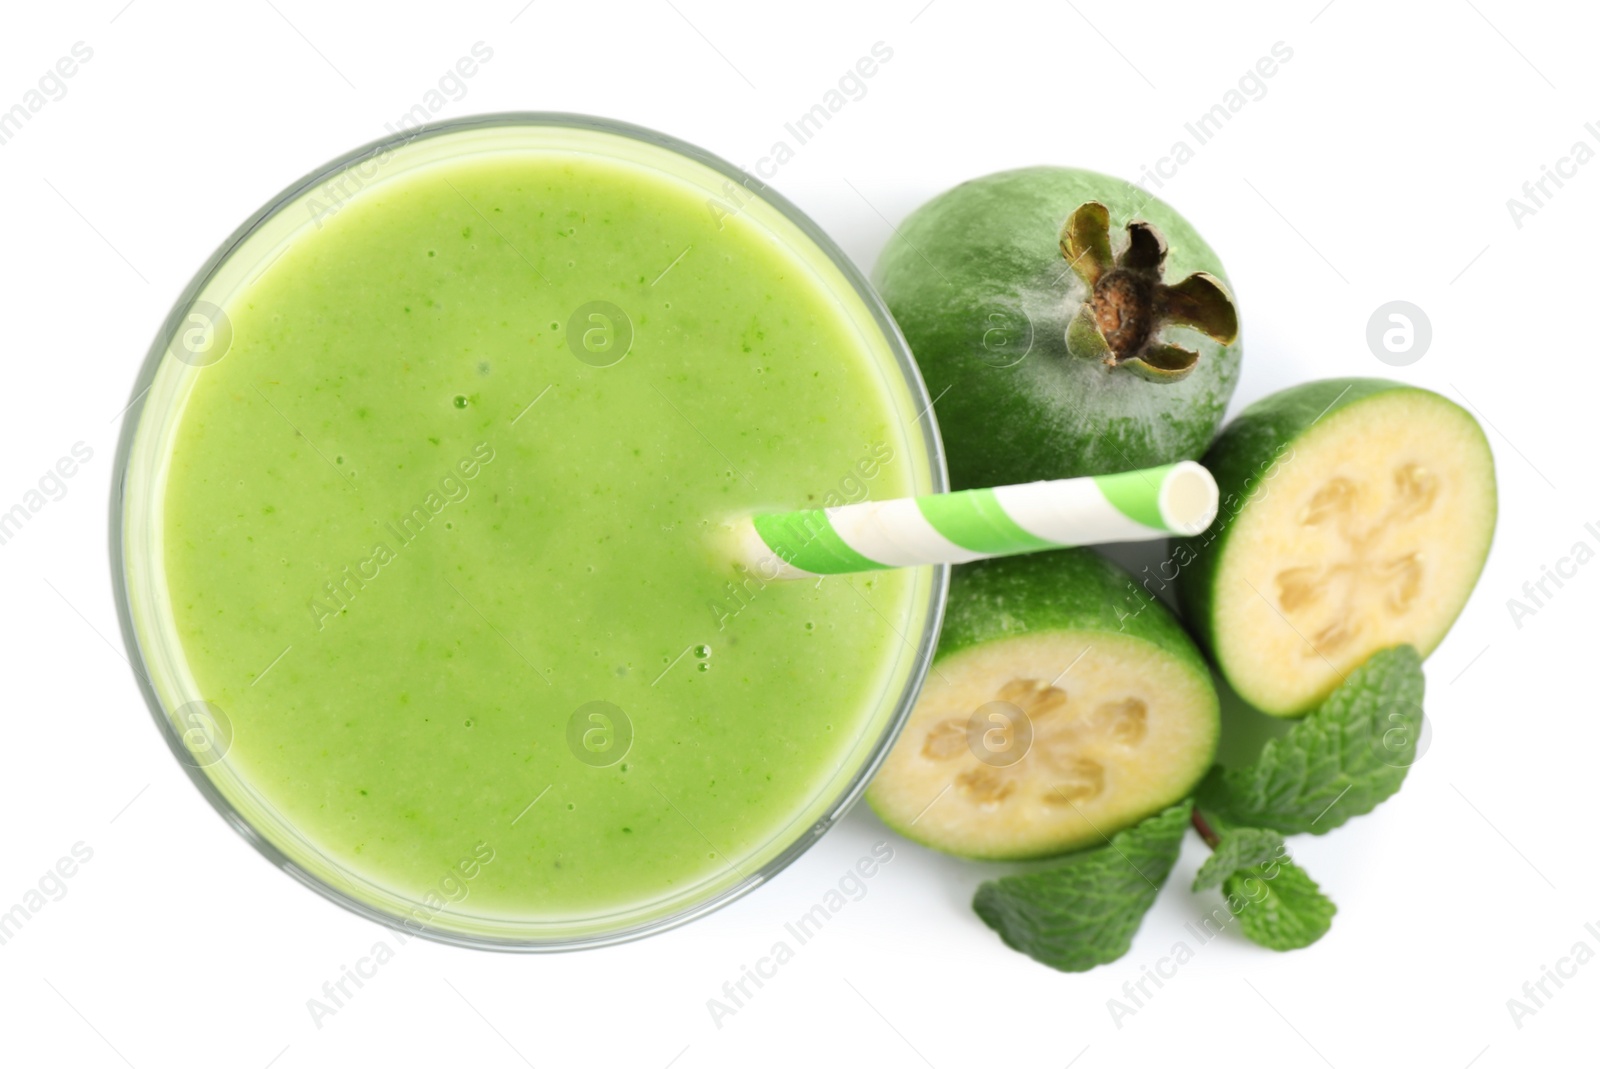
[
  {"x1": 1225, "y1": 857, "x2": 1337, "y2": 950},
  {"x1": 1190, "y1": 816, "x2": 1334, "y2": 952},
  {"x1": 1192, "y1": 824, "x2": 1283, "y2": 892},
  {"x1": 1199, "y1": 645, "x2": 1425, "y2": 835},
  {"x1": 972, "y1": 801, "x2": 1190, "y2": 973}
]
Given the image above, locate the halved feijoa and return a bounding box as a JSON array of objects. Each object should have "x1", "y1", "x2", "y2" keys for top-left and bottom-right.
[
  {"x1": 1175, "y1": 378, "x2": 1496, "y2": 717},
  {"x1": 868, "y1": 550, "x2": 1218, "y2": 860}
]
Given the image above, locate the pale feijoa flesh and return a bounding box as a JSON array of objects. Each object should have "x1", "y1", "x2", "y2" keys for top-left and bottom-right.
[
  {"x1": 868, "y1": 550, "x2": 1218, "y2": 861},
  {"x1": 1175, "y1": 378, "x2": 1497, "y2": 717}
]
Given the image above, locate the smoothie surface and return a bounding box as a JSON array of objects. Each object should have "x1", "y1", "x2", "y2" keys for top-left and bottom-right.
[{"x1": 159, "y1": 139, "x2": 920, "y2": 924}]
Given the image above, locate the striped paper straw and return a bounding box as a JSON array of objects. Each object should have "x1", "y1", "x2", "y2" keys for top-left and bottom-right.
[{"x1": 740, "y1": 461, "x2": 1217, "y2": 579}]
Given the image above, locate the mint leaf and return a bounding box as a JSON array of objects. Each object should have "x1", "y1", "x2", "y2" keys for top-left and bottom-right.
[
  {"x1": 1191, "y1": 822, "x2": 1336, "y2": 950},
  {"x1": 1224, "y1": 857, "x2": 1336, "y2": 951},
  {"x1": 1200, "y1": 645, "x2": 1425, "y2": 834},
  {"x1": 972, "y1": 802, "x2": 1190, "y2": 972},
  {"x1": 1192, "y1": 825, "x2": 1284, "y2": 892}
]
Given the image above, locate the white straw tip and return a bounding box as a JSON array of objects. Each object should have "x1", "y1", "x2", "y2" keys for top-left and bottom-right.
[{"x1": 1159, "y1": 461, "x2": 1219, "y2": 536}]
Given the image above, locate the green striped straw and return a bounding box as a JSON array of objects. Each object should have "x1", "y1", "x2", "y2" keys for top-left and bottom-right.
[{"x1": 740, "y1": 461, "x2": 1217, "y2": 578}]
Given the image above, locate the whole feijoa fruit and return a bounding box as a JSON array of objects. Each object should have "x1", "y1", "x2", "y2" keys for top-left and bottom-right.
[{"x1": 874, "y1": 168, "x2": 1241, "y2": 489}]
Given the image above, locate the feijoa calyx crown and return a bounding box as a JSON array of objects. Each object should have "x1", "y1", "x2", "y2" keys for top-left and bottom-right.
[{"x1": 1061, "y1": 201, "x2": 1239, "y2": 383}]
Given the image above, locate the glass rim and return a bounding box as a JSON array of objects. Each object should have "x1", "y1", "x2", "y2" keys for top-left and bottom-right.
[{"x1": 108, "y1": 111, "x2": 950, "y2": 952}]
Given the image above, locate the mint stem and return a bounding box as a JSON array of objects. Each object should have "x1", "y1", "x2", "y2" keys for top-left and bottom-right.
[{"x1": 1190, "y1": 807, "x2": 1221, "y2": 850}]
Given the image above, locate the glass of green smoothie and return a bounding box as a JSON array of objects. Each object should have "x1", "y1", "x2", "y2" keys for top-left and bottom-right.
[{"x1": 112, "y1": 114, "x2": 947, "y2": 948}]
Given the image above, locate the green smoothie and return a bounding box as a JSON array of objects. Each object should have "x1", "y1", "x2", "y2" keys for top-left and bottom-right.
[{"x1": 127, "y1": 122, "x2": 937, "y2": 941}]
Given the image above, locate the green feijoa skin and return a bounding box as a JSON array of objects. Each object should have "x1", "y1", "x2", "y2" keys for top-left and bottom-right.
[
  {"x1": 873, "y1": 167, "x2": 1241, "y2": 490},
  {"x1": 1174, "y1": 378, "x2": 1496, "y2": 717},
  {"x1": 867, "y1": 549, "x2": 1219, "y2": 860}
]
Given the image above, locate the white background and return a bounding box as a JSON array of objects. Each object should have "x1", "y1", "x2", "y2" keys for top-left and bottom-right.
[{"x1": 1, "y1": 1, "x2": 1593, "y2": 1066}]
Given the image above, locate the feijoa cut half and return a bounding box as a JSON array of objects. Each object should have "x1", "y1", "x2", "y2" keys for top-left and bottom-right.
[
  {"x1": 1175, "y1": 378, "x2": 1497, "y2": 717},
  {"x1": 868, "y1": 550, "x2": 1219, "y2": 860}
]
